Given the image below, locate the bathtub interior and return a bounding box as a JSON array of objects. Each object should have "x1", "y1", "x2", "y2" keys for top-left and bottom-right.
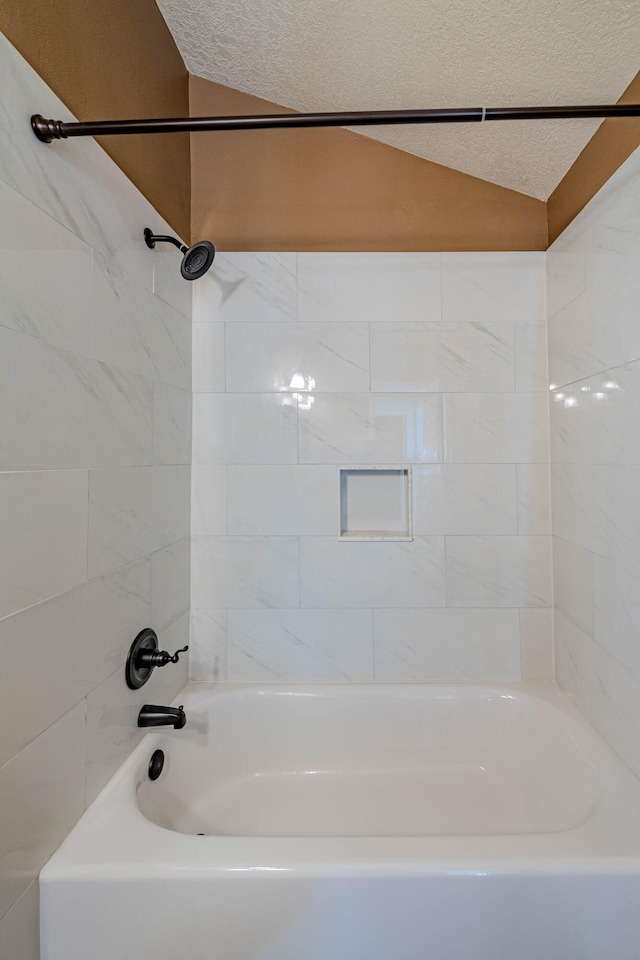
[{"x1": 137, "y1": 684, "x2": 600, "y2": 838}]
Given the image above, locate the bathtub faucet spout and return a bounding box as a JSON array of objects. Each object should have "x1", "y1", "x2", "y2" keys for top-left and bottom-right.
[{"x1": 138, "y1": 704, "x2": 187, "y2": 729}]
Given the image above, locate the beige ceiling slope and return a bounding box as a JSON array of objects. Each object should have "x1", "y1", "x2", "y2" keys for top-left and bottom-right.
[{"x1": 156, "y1": 0, "x2": 640, "y2": 199}]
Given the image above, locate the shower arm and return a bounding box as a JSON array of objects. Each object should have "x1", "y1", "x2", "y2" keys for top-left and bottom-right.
[
  {"x1": 31, "y1": 103, "x2": 640, "y2": 143},
  {"x1": 143, "y1": 229, "x2": 187, "y2": 253}
]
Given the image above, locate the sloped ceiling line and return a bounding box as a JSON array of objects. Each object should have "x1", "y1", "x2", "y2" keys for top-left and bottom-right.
[{"x1": 156, "y1": 0, "x2": 640, "y2": 199}]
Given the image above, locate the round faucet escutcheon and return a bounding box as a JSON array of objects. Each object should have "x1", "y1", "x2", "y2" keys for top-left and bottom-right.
[{"x1": 125, "y1": 627, "x2": 188, "y2": 689}]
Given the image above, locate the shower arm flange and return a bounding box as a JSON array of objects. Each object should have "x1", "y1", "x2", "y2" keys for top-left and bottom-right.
[{"x1": 31, "y1": 103, "x2": 640, "y2": 143}]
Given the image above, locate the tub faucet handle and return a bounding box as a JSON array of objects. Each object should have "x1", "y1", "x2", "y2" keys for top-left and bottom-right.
[
  {"x1": 137, "y1": 644, "x2": 189, "y2": 668},
  {"x1": 168, "y1": 645, "x2": 188, "y2": 664},
  {"x1": 125, "y1": 628, "x2": 189, "y2": 690}
]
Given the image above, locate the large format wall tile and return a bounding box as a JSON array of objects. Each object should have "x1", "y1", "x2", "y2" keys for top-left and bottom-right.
[
  {"x1": 298, "y1": 393, "x2": 443, "y2": 463},
  {"x1": 555, "y1": 609, "x2": 640, "y2": 781},
  {"x1": 593, "y1": 553, "x2": 640, "y2": 683},
  {"x1": 152, "y1": 243, "x2": 193, "y2": 318},
  {"x1": 84, "y1": 667, "x2": 144, "y2": 805},
  {"x1": 370, "y1": 322, "x2": 514, "y2": 393},
  {"x1": 516, "y1": 463, "x2": 551, "y2": 535},
  {"x1": 195, "y1": 253, "x2": 297, "y2": 323},
  {"x1": 0, "y1": 881, "x2": 39, "y2": 960},
  {"x1": 228, "y1": 465, "x2": 337, "y2": 535},
  {"x1": 298, "y1": 253, "x2": 441, "y2": 324},
  {"x1": 0, "y1": 470, "x2": 88, "y2": 619},
  {"x1": 150, "y1": 538, "x2": 190, "y2": 634},
  {"x1": 548, "y1": 252, "x2": 640, "y2": 388},
  {"x1": 514, "y1": 323, "x2": 548, "y2": 392},
  {"x1": 227, "y1": 609, "x2": 374, "y2": 681},
  {"x1": 553, "y1": 463, "x2": 640, "y2": 576},
  {"x1": 373, "y1": 609, "x2": 520, "y2": 681},
  {"x1": 552, "y1": 537, "x2": 594, "y2": 638},
  {"x1": 88, "y1": 466, "x2": 190, "y2": 577},
  {"x1": 0, "y1": 327, "x2": 152, "y2": 470},
  {"x1": 519, "y1": 608, "x2": 554, "y2": 681},
  {"x1": 546, "y1": 249, "x2": 585, "y2": 320},
  {"x1": 300, "y1": 536, "x2": 445, "y2": 608},
  {"x1": 152, "y1": 383, "x2": 191, "y2": 466},
  {"x1": 0, "y1": 702, "x2": 85, "y2": 920},
  {"x1": 0, "y1": 559, "x2": 149, "y2": 768},
  {"x1": 193, "y1": 394, "x2": 298, "y2": 464},
  {"x1": 0, "y1": 179, "x2": 92, "y2": 354},
  {"x1": 192, "y1": 322, "x2": 225, "y2": 392},
  {"x1": 92, "y1": 252, "x2": 190, "y2": 389},
  {"x1": 443, "y1": 393, "x2": 549, "y2": 463},
  {"x1": 190, "y1": 609, "x2": 228, "y2": 681},
  {"x1": 192, "y1": 465, "x2": 228, "y2": 536},
  {"x1": 412, "y1": 464, "x2": 518, "y2": 535},
  {"x1": 192, "y1": 537, "x2": 300, "y2": 609},
  {"x1": 441, "y1": 253, "x2": 546, "y2": 324},
  {"x1": 446, "y1": 536, "x2": 552, "y2": 608}
]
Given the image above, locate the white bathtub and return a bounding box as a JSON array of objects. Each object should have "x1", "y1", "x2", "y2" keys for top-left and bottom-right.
[{"x1": 41, "y1": 683, "x2": 640, "y2": 960}]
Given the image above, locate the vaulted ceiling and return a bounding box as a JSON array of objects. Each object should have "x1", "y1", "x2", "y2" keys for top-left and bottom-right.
[{"x1": 155, "y1": 0, "x2": 640, "y2": 200}]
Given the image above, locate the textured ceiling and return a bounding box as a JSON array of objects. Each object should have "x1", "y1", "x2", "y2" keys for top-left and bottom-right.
[{"x1": 155, "y1": 0, "x2": 640, "y2": 199}]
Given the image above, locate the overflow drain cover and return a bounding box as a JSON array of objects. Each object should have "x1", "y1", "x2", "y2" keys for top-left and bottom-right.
[{"x1": 148, "y1": 749, "x2": 165, "y2": 781}]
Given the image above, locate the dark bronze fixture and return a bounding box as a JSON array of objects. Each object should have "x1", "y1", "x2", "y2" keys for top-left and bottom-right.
[
  {"x1": 125, "y1": 627, "x2": 188, "y2": 690},
  {"x1": 138, "y1": 704, "x2": 187, "y2": 730},
  {"x1": 30, "y1": 103, "x2": 640, "y2": 144},
  {"x1": 144, "y1": 228, "x2": 215, "y2": 281},
  {"x1": 148, "y1": 749, "x2": 165, "y2": 780}
]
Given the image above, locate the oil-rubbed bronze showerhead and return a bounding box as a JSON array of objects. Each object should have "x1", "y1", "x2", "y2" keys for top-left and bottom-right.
[
  {"x1": 143, "y1": 228, "x2": 215, "y2": 281},
  {"x1": 180, "y1": 240, "x2": 215, "y2": 280}
]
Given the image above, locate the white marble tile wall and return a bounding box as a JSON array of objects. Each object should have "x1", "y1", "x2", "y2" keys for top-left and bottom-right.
[
  {"x1": 0, "y1": 34, "x2": 191, "y2": 954},
  {"x1": 548, "y1": 142, "x2": 640, "y2": 783},
  {"x1": 192, "y1": 249, "x2": 551, "y2": 685}
]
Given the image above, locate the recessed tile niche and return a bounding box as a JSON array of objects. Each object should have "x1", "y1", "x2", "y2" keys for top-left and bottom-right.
[{"x1": 339, "y1": 467, "x2": 412, "y2": 540}]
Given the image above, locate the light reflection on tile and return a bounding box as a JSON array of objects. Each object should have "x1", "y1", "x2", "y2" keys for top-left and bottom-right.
[
  {"x1": 551, "y1": 363, "x2": 640, "y2": 465},
  {"x1": 226, "y1": 322, "x2": 370, "y2": 393}
]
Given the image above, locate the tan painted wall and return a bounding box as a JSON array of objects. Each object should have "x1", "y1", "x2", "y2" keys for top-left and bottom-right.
[
  {"x1": 0, "y1": 0, "x2": 190, "y2": 239},
  {"x1": 190, "y1": 76, "x2": 547, "y2": 251},
  {"x1": 548, "y1": 72, "x2": 640, "y2": 245}
]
